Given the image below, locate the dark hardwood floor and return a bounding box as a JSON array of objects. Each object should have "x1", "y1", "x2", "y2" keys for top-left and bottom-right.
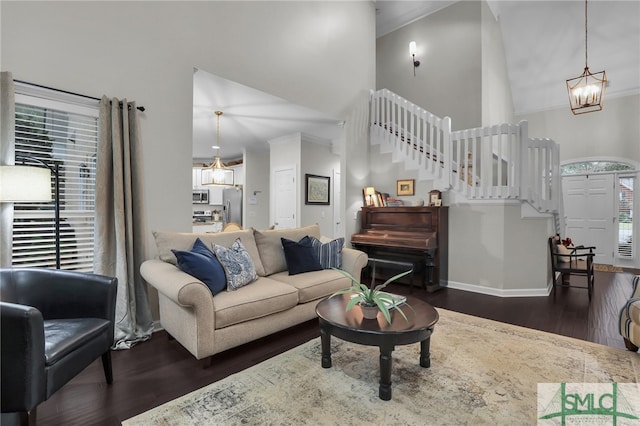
[{"x1": 20, "y1": 269, "x2": 640, "y2": 425}]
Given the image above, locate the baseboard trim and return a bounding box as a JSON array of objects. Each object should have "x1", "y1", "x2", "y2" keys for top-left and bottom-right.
[
  {"x1": 152, "y1": 320, "x2": 163, "y2": 333},
  {"x1": 445, "y1": 280, "x2": 553, "y2": 298}
]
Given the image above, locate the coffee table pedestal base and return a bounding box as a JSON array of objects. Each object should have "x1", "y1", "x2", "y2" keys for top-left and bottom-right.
[{"x1": 319, "y1": 329, "x2": 432, "y2": 401}]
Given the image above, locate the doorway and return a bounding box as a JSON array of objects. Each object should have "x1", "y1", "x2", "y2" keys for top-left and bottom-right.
[
  {"x1": 562, "y1": 174, "x2": 614, "y2": 264},
  {"x1": 273, "y1": 165, "x2": 297, "y2": 229},
  {"x1": 560, "y1": 159, "x2": 637, "y2": 266}
]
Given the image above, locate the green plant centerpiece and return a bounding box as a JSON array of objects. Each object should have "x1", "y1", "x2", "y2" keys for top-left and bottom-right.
[{"x1": 330, "y1": 268, "x2": 413, "y2": 323}]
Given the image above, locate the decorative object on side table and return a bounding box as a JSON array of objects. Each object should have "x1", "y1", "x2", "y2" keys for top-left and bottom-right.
[
  {"x1": 330, "y1": 268, "x2": 412, "y2": 323},
  {"x1": 397, "y1": 179, "x2": 414, "y2": 196}
]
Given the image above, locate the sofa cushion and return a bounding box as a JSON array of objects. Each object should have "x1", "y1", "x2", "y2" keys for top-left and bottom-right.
[
  {"x1": 253, "y1": 224, "x2": 321, "y2": 276},
  {"x1": 43, "y1": 318, "x2": 112, "y2": 365},
  {"x1": 269, "y1": 269, "x2": 351, "y2": 303},
  {"x1": 171, "y1": 239, "x2": 226, "y2": 296},
  {"x1": 212, "y1": 277, "x2": 299, "y2": 329},
  {"x1": 212, "y1": 238, "x2": 258, "y2": 291},
  {"x1": 152, "y1": 229, "x2": 266, "y2": 276},
  {"x1": 309, "y1": 236, "x2": 344, "y2": 269},
  {"x1": 281, "y1": 237, "x2": 322, "y2": 275}
]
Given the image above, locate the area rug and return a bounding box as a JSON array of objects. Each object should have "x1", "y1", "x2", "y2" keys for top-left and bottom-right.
[
  {"x1": 123, "y1": 309, "x2": 639, "y2": 425},
  {"x1": 594, "y1": 263, "x2": 624, "y2": 272}
]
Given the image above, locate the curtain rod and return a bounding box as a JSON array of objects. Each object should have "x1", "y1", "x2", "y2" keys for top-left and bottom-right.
[{"x1": 14, "y1": 79, "x2": 146, "y2": 112}]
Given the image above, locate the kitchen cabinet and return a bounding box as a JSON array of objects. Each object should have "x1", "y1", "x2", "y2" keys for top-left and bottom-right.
[
  {"x1": 192, "y1": 168, "x2": 202, "y2": 189},
  {"x1": 229, "y1": 164, "x2": 244, "y2": 186},
  {"x1": 192, "y1": 222, "x2": 223, "y2": 233}
]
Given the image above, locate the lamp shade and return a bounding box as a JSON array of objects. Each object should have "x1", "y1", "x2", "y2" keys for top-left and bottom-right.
[{"x1": 0, "y1": 165, "x2": 53, "y2": 202}]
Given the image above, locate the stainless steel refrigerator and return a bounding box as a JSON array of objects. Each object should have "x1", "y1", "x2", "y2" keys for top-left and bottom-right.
[{"x1": 223, "y1": 187, "x2": 242, "y2": 226}]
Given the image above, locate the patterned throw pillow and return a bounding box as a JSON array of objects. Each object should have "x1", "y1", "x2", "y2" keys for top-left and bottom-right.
[
  {"x1": 171, "y1": 238, "x2": 227, "y2": 295},
  {"x1": 212, "y1": 238, "x2": 258, "y2": 290},
  {"x1": 309, "y1": 236, "x2": 344, "y2": 269}
]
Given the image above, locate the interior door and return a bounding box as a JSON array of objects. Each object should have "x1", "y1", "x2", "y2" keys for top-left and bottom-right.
[
  {"x1": 333, "y1": 169, "x2": 342, "y2": 238},
  {"x1": 562, "y1": 174, "x2": 614, "y2": 264},
  {"x1": 273, "y1": 166, "x2": 297, "y2": 229}
]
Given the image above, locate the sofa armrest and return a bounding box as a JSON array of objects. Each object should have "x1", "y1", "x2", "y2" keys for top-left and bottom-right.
[
  {"x1": 140, "y1": 259, "x2": 215, "y2": 325},
  {"x1": 341, "y1": 247, "x2": 368, "y2": 281}
]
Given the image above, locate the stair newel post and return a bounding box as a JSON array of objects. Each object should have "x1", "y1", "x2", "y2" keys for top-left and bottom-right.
[
  {"x1": 442, "y1": 116, "x2": 452, "y2": 189},
  {"x1": 518, "y1": 120, "x2": 530, "y2": 206}
]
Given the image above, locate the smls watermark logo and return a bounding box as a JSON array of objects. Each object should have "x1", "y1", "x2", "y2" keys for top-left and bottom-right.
[{"x1": 538, "y1": 383, "x2": 640, "y2": 425}]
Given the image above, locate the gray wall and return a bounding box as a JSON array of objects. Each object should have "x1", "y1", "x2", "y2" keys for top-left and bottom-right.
[
  {"x1": 243, "y1": 147, "x2": 270, "y2": 231},
  {"x1": 376, "y1": 1, "x2": 482, "y2": 131},
  {"x1": 481, "y1": 1, "x2": 515, "y2": 126},
  {"x1": 300, "y1": 136, "x2": 340, "y2": 236}
]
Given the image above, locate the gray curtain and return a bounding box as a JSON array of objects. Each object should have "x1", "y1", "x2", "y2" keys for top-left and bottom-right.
[
  {"x1": 0, "y1": 72, "x2": 15, "y2": 268},
  {"x1": 95, "y1": 96, "x2": 153, "y2": 349}
]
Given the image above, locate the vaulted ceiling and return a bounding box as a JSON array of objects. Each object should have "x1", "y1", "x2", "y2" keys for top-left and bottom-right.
[
  {"x1": 193, "y1": 1, "x2": 640, "y2": 161},
  {"x1": 377, "y1": 0, "x2": 640, "y2": 115}
]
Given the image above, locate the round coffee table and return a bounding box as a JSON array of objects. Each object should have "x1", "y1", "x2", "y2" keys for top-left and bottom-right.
[{"x1": 315, "y1": 294, "x2": 439, "y2": 400}]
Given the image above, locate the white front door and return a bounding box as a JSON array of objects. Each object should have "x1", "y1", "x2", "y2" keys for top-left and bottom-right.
[
  {"x1": 273, "y1": 166, "x2": 297, "y2": 229},
  {"x1": 562, "y1": 174, "x2": 614, "y2": 264}
]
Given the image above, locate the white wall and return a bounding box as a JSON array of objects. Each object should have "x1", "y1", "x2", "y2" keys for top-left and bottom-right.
[
  {"x1": 1, "y1": 0, "x2": 376, "y2": 259},
  {"x1": 1, "y1": 1, "x2": 375, "y2": 318},
  {"x1": 518, "y1": 94, "x2": 640, "y2": 163}
]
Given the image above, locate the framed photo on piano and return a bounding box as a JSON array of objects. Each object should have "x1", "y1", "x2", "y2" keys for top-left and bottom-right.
[{"x1": 397, "y1": 179, "x2": 414, "y2": 196}]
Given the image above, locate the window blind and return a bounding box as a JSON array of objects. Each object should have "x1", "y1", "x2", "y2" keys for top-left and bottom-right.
[
  {"x1": 618, "y1": 176, "x2": 634, "y2": 259},
  {"x1": 13, "y1": 89, "x2": 99, "y2": 271}
]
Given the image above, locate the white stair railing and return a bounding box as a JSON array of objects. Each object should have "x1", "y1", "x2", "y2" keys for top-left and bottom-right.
[
  {"x1": 370, "y1": 89, "x2": 559, "y2": 213},
  {"x1": 370, "y1": 89, "x2": 451, "y2": 188}
]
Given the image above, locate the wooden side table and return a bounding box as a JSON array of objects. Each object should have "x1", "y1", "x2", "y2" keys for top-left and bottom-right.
[{"x1": 316, "y1": 294, "x2": 439, "y2": 400}]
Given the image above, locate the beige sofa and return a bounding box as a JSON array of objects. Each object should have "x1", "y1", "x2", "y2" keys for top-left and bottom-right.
[{"x1": 140, "y1": 224, "x2": 368, "y2": 361}]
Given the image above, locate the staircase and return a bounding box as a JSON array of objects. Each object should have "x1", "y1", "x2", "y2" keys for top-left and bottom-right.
[{"x1": 370, "y1": 89, "x2": 560, "y2": 213}]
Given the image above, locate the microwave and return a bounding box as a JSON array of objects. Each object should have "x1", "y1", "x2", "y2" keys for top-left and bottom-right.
[{"x1": 192, "y1": 190, "x2": 209, "y2": 204}]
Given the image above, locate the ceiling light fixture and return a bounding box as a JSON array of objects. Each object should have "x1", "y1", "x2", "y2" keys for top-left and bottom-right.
[
  {"x1": 409, "y1": 41, "x2": 420, "y2": 77},
  {"x1": 204, "y1": 110, "x2": 234, "y2": 186},
  {"x1": 566, "y1": 0, "x2": 607, "y2": 115}
]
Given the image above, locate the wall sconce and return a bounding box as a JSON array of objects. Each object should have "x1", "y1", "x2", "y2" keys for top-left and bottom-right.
[{"x1": 409, "y1": 41, "x2": 420, "y2": 76}]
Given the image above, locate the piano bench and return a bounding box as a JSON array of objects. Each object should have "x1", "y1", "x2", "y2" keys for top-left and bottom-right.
[{"x1": 366, "y1": 257, "x2": 416, "y2": 293}]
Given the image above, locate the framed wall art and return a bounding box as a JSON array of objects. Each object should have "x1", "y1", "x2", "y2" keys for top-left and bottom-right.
[
  {"x1": 397, "y1": 179, "x2": 415, "y2": 196},
  {"x1": 305, "y1": 174, "x2": 330, "y2": 205}
]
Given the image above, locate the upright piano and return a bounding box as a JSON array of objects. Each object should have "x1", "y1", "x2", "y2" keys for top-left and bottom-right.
[{"x1": 351, "y1": 206, "x2": 448, "y2": 292}]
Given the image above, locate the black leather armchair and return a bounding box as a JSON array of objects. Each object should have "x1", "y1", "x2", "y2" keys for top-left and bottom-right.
[{"x1": 0, "y1": 268, "x2": 117, "y2": 425}]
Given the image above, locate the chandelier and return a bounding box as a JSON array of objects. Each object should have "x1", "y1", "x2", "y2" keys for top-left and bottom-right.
[
  {"x1": 566, "y1": 0, "x2": 607, "y2": 115},
  {"x1": 204, "y1": 110, "x2": 234, "y2": 186}
]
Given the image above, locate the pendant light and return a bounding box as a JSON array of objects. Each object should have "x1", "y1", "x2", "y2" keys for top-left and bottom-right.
[
  {"x1": 204, "y1": 110, "x2": 234, "y2": 186},
  {"x1": 566, "y1": 0, "x2": 607, "y2": 115}
]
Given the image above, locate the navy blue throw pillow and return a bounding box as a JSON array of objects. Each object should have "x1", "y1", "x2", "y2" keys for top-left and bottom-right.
[
  {"x1": 172, "y1": 238, "x2": 226, "y2": 295},
  {"x1": 281, "y1": 237, "x2": 322, "y2": 275}
]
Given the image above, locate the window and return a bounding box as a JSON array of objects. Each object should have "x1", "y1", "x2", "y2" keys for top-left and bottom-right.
[
  {"x1": 12, "y1": 85, "x2": 99, "y2": 271},
  {"x1": 561, "y1": 160, "x2": 633, "y2": 175},
  {"x1": 618, "y1": 176, "x2": 634, "y2": 258}
]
